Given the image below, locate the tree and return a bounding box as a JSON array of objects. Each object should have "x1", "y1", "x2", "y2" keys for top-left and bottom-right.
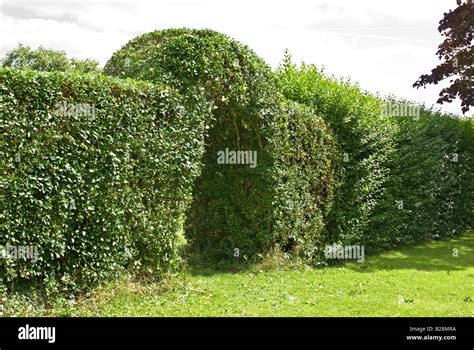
[
  {"x1": 0, "y1": 44, "x2": 101, "y2": 74},
  {"x1": 413, "y1": 0, "x2": 473, "y2": 114}
]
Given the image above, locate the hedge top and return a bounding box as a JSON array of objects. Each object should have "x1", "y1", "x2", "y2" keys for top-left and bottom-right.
[{"x1": 104, "y1": 28, "x2": 276, "y2": 109}]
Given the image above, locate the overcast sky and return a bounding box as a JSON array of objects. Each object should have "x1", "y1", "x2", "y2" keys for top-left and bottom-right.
[{"x1": 0, "y1": 0, "x2": 466, "y2": 115}]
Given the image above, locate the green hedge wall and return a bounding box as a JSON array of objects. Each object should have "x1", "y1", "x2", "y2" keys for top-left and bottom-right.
[
  {"x1": 365, "y1": 108, "x2": 474, "y2": 250},
  {"x1": 277, "y1": 63, "x2": 398, "y2": 249},
  {"x1": 0, "y1": 68, "x2": 208, "y2": 292},
  {"x1": 277, "y1": 62, "x2": 474, "y2": 254},
  {"x1": 105, "y1": 29, "x2": 337, "y2": 261},
  {"x1": 2, "y1": 28, "x2": 470, "y2": 292}
]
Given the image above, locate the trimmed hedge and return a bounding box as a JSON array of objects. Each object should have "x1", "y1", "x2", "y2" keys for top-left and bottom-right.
[
  {"x1": 0, "y1": 68, "x2": 209, "y2": 292},
  {"x1": 365, "y1": 107, "x2": 474, "y2": 250},
  {"x1": 2, "y1": 28, "x2": 470, "y2": 294},
  {"x1": 271, "y1": 101, "x2": 336, "y2": 259},
  {"x1": 277, "y1": 62, "x2": 474, "y2": 254},
  {"x1": 105, "y1": 29, "x2": 337, "y2": 261},
  {"x1": 277, "y1": 63, "x2": 398, "y2": 249}
]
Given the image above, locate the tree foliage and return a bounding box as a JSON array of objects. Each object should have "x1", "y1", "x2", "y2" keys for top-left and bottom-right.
[
  {"x1": 1, "y1": 44, "x2": 101, "y2": 74},
  {"x1": 413, "y1": 0, "x2": 473, "y2": 113}
]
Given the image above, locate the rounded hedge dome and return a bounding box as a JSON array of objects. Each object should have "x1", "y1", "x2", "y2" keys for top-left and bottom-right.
[{"x1": 104, "y1": 28, "x2": 274, "y2": 105}]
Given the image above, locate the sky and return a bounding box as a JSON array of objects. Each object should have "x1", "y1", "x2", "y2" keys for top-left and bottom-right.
[{"x1": 0, "y1": 0, "x2": 467, "y2": 115}]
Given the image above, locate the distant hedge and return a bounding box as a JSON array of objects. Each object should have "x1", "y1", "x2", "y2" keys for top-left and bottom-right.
[
  {"x1": 0, "y1": 68, "x2": 209, "y2": 292},
  {"x1": 277, "y1": 62, "x2": 474, "y2": 254},
  {"x1": 365, "y1": 108, "x2": 474, "y2": 250},
  {"x1": 105, "y1": 29, "x2": 337, "y2": 261}
]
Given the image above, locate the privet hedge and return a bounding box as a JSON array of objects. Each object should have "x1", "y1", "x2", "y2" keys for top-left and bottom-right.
[
  {"x1": 105, "y1": 29, "x2": 337, "y2": 260},
  {"x1": 365, "y1": 108, "x2": 474, "y2": 250},
  {"x1": 277, "y1": 61, "x2": 474, "y2": 254},
  {"x1": 0, "y1": 68, "x2": 209, "y2": 291}
]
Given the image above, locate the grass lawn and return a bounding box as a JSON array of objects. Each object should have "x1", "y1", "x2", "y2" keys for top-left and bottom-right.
[{"x1": 8, "y1": 231, "x2": 474, "y2": 317}]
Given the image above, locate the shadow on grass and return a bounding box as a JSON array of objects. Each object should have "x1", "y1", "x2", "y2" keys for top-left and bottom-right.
[
  {"x1": 183, "y1": 247, "x2": 304, "y2": 277},
  {"x1": 186, "y1": 263, "x2": 254, "y2": 277},
  {"x1": 181, "y1": 246, "x2": 260, "y2": 277},
  {"x1": 347, "y1": 230, "x2": 474, "y2": 273},
  {"x1": 185, "y1": 231, "x2": 474, "y2": 276}
]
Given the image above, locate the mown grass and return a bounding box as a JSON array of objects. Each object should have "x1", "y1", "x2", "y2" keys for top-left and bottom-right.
[{"x1": 5, "y1": 231, "x2": 474, "y2": 317}]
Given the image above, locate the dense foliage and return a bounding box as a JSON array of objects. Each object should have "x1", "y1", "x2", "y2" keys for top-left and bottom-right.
[
  {"x1": 104, "y1": 29, "x2": 337, "y2": 261},
  {"x1": 1, "y1": 29, "x2": 471, "y2": 295},
  {"x1": 1, "y1": 45, "x2": 102, "y2": 74},
  {"x1": 365, "y1": 108, "x2": 474, "y2": 250},
  {"x1": 277, "y1": 59, "x2": 474, "y2": 254},
  {"x1": 270, "y1": 101, "x2": 336, "y2": 259},
  {"x1": 0, "y1": 68, "x2": 208, "y2": 292}
]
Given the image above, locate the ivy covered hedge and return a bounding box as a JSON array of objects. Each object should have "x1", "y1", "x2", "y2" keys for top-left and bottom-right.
[
  {"x1": 277, "y1": 61, "x2": 474, "y2": 254},
  {"x1": 104, "y1": 28, "x2": 337, "y2": 261},
  {"x1": 0, "y1": 68, "x2": 209, "y2": 292}
]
